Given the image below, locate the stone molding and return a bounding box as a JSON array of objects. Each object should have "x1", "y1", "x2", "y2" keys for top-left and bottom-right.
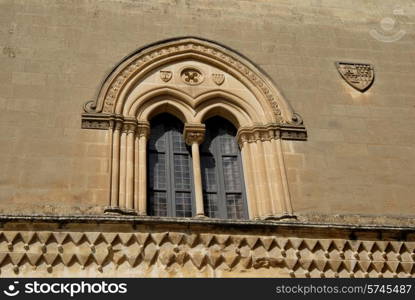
[
  {"x1": 83, "y1": 113, "x2": 307, "y2": 141},
  {"x1": 236, "y1": 124, "x2": 307, "y2": 147},
  {"x1": 0, "y1": 217, "x2": 413, "y2": 277}
]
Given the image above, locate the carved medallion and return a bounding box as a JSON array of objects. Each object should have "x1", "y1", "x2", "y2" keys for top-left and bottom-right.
[
  {"x1": 336, "y1": 62, "x2": 374, "y2": 92},
  {"x1": 160, "y1": 70, "x2": 172, "y2": 82},
  {"x1": 212, "y1": 73, "x2": 225, "y2": 85},
  {"x1": 180, "y1": 67, "x2": 204, "y2": 85}
]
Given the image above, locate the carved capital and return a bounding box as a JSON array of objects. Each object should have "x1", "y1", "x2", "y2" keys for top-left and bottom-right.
[
  {"x1": 183, "y1": 124, "x2": 206, "y2": 145},
  {"x1": 123, "y1": 117, "x2": 138, "y2": 134},
  {"x1": 137, "y1": 121, "x2": 150, "y2": 139},
  {"x1": 108, "y1": 119, "x2": 115, "y2": 129},
  {"x1": 114, "y1": 116, "x2": 124, "y2": 131},
  {"x1": 237, "y1": 123, "x2": 306, "y2": 144},
  {"x1": 237, "y1": 124, "x2": 281, "y2": 147}
]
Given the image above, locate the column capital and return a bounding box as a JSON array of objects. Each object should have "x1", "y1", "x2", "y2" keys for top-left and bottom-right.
[
  {"x1": 236, "y1": 124, "x2": 281, "y2": 147},
  {"x1": 137, "y1": 121, "x2": 150, "y2": 138},
  {"x1": 123, "y1": 117, "x2": 138, "y2": 133},
  {"x1": 114, "y1": 119, "x2": 123, "y2": 131},
  {"x1": 184, "y1": 123, "x2": 206, "y2": 145}
]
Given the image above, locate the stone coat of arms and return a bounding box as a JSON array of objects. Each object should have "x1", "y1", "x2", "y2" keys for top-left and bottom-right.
[
  {"x1": 160, "y1": 70, "x2": 172, "y2": 82},
  {"x1": 336, "y1": 62, "x2": 374, "y2": 92},
  {"x1": 212, "y1": 73, "x2": 225, "y2": 85}
]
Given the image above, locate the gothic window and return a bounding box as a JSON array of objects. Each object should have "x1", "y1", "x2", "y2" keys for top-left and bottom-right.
[
  {"x1": 82, "y1": 37, "x2": 306, "y2": 219},
  {"x1": 201, "y1": 117, "x2": 248, "y2": 219},
  {"x1": 147, "y1": 114, "x2": 194, "y2": 217}
]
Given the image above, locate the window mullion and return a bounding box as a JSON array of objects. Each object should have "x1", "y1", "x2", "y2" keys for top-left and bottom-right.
[
  {"x1": 166, "y1": 125, "x2": 175, "y2": 217},
  {"x1": 236, "y1": 147, "x2": 249, "y2": 219},
  {"x1": 188, "y1": 146, "x2": 196, "y2": 216},
  {"x1": 214, "y1": 137, "x2": 228, "y2": 219}
]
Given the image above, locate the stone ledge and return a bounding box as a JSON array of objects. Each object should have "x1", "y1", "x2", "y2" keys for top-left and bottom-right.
[{"x1": 0, "y1": 214, "x2": 414, "y2": 234}]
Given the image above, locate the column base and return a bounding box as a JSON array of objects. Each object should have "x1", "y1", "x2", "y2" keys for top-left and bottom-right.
[
  {"x1": 262, "y1": 214, "x2": 297, "y2": 221},
  {"x1": 120, "y1": 208, "x2": 138, "y2": 216},
  {"x1": 194, "y1": 214, "x2": 207, "y2": 219},
  {"x1": 104, "y1": 206, "x2": 123, "y2": 215},
  {"x1": 104, "y1": 207, "x2": 138, "y2": 216}
]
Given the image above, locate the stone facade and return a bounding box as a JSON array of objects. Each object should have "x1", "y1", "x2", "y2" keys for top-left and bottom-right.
[
  {"x1": 0, "y1": 217, "x2": 414, "y2": 278},
  {"x1": 1, "y1": 0, "x2": 415, "y2": 277}
]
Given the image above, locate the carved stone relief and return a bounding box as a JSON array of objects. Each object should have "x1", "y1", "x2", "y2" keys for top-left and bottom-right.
[
  {"x1": 336, "y1": 62, "x2": 374, "y2": 92},
  {"x1": 82, "y1": 38, "x2": 306, "y2": 127},
  {"x1": 212, "y1": 73, "x2": 225, "y2": 85},
  {"x1": 0, "y1": 219, "x2": 413, "y2": 277},
  {"x1": 180, "y1": 67, "x2": 204, "y2": 85},
  {"x1": 160, "y1": 70, "x2": 172, "y2": 82}
]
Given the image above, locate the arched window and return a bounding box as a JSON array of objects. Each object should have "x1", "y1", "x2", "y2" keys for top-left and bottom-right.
[
  {"x1": 201, "y1": 117, "x2": 248, "y2": 219},
  {"x1": 83, "y1": 37, "x2": 306, "y2": 219},
  {"x1": 147, "y1": 114, "x2": 194, "y2": 217}
]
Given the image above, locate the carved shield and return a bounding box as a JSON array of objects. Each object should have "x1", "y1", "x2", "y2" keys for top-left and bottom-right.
[
  {"x1": 212, "y1": 73, "x2": 225, "y2": 85},
  {"x1": 160, "y1": 70, "x2": 172, "y2": 82},
  {"x1": 336, "y1": 62, "x2": 374, "y2": 92}
]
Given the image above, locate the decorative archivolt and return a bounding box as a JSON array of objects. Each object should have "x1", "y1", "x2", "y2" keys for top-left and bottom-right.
[
  {"x1": 82, "y1": 37, "x2": 306, "y2": 139},
  {"x1": 81, "y1": 37, "x2": 307, "y2": 218}
]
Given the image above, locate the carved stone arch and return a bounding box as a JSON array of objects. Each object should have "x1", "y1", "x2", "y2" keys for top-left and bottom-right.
[
  {"x1": 127, "y1": 87, "x2": 195, "y2": 117},
  {"x1": 195, "y1": 97, "x2": 253, "y2": 128},
  {"x1": 81, "y1": 37, "x2": 307, "y2": 219},
  {"x1": 82, "y1": 37, "x2": 306, "y2": 138},
  {"x1": 135, "y1": 93, "x2": 195, "y2": 124}
]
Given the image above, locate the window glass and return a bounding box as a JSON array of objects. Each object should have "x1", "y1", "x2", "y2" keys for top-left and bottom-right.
[
  {"x1": 148, "y1": 114, "x2": 194, "y2": 217},
  {"x1": 201, "y1": 117, "x2": 247, "y2": 219}
]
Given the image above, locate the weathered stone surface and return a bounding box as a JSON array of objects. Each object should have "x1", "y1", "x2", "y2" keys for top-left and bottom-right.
[{"x1": 0, "y1": 217, "x2": 413, "y2": 278}]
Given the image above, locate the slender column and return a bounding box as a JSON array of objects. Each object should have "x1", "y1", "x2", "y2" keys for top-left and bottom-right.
[
  {"x1": 134, "y1": 132, "x2": 139, "y2": 211},
  {"x1": 110, "y1": 120, "x2": 122, "y2": 209},
  {"x1": 184, "y1": 124, "x2": 206, "y2": 217},
  {"x1": 276, "y1": 138, "x2": 293, "y2": 215},
  {"x1": 269, "y1": 136, "x2": 288, "y2": 216},
  {"x1": 137, "y1": 122, "x2": 150, "y2": 215},
  {"x1": 191, "y1": 142, "x2": 204, "y2": 216},
  {"x1": 263, "y1": 136, "x2": 281, "y2": 216},
  {"x1": 268, "y1": 130, "x2": 287, "y2": 215},
  {"x1": 119, "y1": 126, "x2": 127, "y2": 209},
  {"x1": 106, "y1": 120, "x2": 114, "y2": 208},
  {"x1": 252, "y1": 132, "x2": 273, "y2": 218},
  {"x1": 238, "y1": 135, "x2": 258, "y2": 219},
  {"x1": 125, "y1": 122, "x2": 136, "y2": 211}
]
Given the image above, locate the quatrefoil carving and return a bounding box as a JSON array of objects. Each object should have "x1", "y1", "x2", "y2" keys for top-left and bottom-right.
[{"x1": 180, "y1": 67, "x2": 204, "y2": 85}]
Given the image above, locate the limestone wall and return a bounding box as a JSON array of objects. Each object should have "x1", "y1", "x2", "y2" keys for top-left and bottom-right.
[{"x1": 0, "y1": 0, "x2": 415, "y2": 222}]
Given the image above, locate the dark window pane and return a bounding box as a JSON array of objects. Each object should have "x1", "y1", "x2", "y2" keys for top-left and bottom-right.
[
  {"x1": 175, "y1": 192, "x2": 192, "y2": 217},
  {"x1": 148, "y1": 113, "x2": 194, "y2": 217},
  {"x1": 174, "y1": 154, "x2": 191, "y2": 190},
  {"x1": 171, "y1": 128, "x2": 188, "y2": 153},
  {"x1": 201, "y1": 155, "x2": 217, "y2": 192},
  {"x1": 149, "y1": 153, "x2": 166, "y2": 190},
  {"x1": 149, "y1": 191, "x2": 167, "y2": 216},
  {"x1": 219, "y1": 129, "x2": 238, "y2": 154},
  {"x1": 226, "y1": 194, "x2": 244, "y2": 219},
  {"x1": 201, "y1": 117, "x2": 247, "y2": 220},
  {"x1": 148, "y1": 123, "x2": 166, "y2": 152},
  {"x1": 222, "y1": 156, "x2": 241, "y2": 192},
  {"x1": 204, "y1": 193, "x2": 219, "y2": 218}
]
